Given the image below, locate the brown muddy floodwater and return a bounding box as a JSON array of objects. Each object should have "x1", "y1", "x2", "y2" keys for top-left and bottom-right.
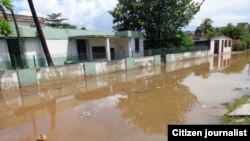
[{"x1": 0, "y1": 52, "x2": 250, "y2": 141}]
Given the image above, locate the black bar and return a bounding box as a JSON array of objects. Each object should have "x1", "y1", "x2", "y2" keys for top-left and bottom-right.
[{"x1": 168, "y1": 125, "x2": 250, "y2": 141}]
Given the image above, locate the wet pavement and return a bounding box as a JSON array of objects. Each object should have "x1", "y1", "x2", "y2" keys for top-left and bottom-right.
[{"x1": 0, "y1": 52, "x2": 250, "y2": 141}]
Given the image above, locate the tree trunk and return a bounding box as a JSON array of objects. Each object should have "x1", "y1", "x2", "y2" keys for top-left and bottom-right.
[
  {"x1": 0, "y1": 5, "x2": 16, "y2": 68},
  {"x1": 27, "y1": 0, "x2": 54, "y2": 66},
  {"x1": 10, "y1": 10, "x2": 26, "y2": 69}
]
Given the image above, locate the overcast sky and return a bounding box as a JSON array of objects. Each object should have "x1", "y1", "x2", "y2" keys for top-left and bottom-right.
[{"x1": 12, "y1": 0, "x2": 250, "y2": 32}]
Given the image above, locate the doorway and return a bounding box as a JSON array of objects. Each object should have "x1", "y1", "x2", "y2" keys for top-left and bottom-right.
[
  {"x1": 76, "y1": 40, "x2": 87, "y2": 61},
  {"x1": 214, "y1": 40, "x2": 220, "y2": 54},
  {"x1": 7, "y1": 39, "x2": 24, "y2": 69}
]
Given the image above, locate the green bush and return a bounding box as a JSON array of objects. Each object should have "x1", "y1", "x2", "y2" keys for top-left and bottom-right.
[{"x1": 234, "y1": 40, "x2": 247, "y2": 51}]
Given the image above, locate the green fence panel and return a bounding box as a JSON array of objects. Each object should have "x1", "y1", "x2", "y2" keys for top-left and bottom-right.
[
  {"x1": 17, "y1": 68, "x2": 38, "y2": 87},
  {"x1": 84, "y1": 62, "x2": 96, "y2": 76},
  {"x1": 125, "y1": 58, "x2": 135, "y2": 70}
]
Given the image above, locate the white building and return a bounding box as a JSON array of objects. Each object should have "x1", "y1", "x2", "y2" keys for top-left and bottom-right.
[
  {"x1": 209, "y1": 36, "x2": 232, "y2": 55},
  {"x1": 0, "y1": 27, "x2": 144, "y2": 71}
]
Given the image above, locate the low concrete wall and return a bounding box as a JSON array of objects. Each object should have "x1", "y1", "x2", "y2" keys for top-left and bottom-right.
[
  {"x1": 37, "y1": 63, "x2": 85, "y2": 84},
  {"x1": 95, "y1": 60, "x2": 126, "y2": 75},
  {"x1": 0, "y1": 71, "x2": 19, "y2": 90},
  {"x1": 166, "y1": 50, "x2": 212, "y2": 63},
  {"x1": 134, "y1": 56, "x2": 154, "y2": 67},
  {"x1": 166, "y1": 56, "x2": 211, "y2": 72},
  {"x1": 0, "y1": 55, "x2": 161, "y2": 90}
]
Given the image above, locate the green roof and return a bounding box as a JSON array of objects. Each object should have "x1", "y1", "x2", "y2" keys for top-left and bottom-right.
[{"x1": 1, "y1": 26, "x2": 143, "y2": 39}]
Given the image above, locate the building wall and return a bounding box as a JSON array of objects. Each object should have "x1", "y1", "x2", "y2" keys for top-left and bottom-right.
[
  {"x1": 0, "y1": 39, "x2": 12, "y2": 71},
  {"x1": 110, "y1": 38, "x2": 129, "y2": 59},
  {"x1": 23, "y1": 38, "x2": 45, "y2": 68},
  {"x1": 23, "y1": 38, "x2": 78, "y2": 67},
  {"x1": 1, "y1": 37, "x2": 144, "y2": 70},
  {"x1": 87, "y1": 37, "x2": 143, "y2": 61},
  {"x1": 46, "y1": 39, "x2": 78, "y2": 65}
]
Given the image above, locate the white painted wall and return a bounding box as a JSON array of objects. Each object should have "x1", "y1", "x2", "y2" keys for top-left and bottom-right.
[
  {"x1": 23, "y1": 39, "x2": 78, "y2": 65},
  {"x1": 46, "y1": 40, "x2": 69, "y2": 57},
  {"x1": 23, "y1": 38, "x2": 44, "y2": 59},
  {"x1": 110, "y1": 38, "x2": 129, "y2": 59},
  {"x1": 46, "y1": 39, "x2": 78, "y2": 57},
  {"x1": 0, "y1": 39, "x2": 11, "y2": 61}
]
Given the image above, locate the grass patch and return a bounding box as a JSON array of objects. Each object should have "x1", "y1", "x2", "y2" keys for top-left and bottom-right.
[{"x1": 221, "y1": 95, "x2": 250, "y2": 124}]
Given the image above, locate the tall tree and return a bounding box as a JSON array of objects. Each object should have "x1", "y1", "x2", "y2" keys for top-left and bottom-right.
[
  {"x1": 200, "y1": 18, "x2": 214, "y2": 35},
  {"x1": 1, "y1": 0, "x2": 26, "y2": 68},
  {"x1": 110, "y1": 0, "x2": 204, "y2": 48},
  {"x1": 45, "y1": 13, "x2": 76, "y2": 29},
  {"x1": 27, "y1": 0, "x2": 54, "y2": 66},
  {"x1": 1, "y1": 0, "x2": 20, "y2": 69},
  {"x1": 109, "y1": 0, "x2": 143, "y2": 31}
]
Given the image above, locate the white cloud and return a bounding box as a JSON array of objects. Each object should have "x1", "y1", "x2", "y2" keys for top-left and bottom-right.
[
  {"x1": 12, "y1": 0, "x2": 250, "y2": 32},
  {"x1": 13, "y1": 0, "x2": 118, "y2": 31},
  {"x1": 186, "y1": 0, "x2": 250, "y2": 30}
]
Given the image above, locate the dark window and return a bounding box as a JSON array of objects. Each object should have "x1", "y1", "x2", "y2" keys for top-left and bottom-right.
[
  {"x1": 228, "y1": 40, "x2": 232, "y2": 47},
  {"x1": 225, "y1": 40, "x2": 228, "y2": 47},
  {"x1": 135, "y1": 38, "x2": 140, "y2": 53},
  {"x1": 222, "y1": 40, "x2": 224, "y2": 48},
  {"x1": 92, "y1": 46, "x2": 115, "y2": 60}
]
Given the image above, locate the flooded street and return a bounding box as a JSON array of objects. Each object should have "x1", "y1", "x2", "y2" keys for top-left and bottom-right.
[{"x1": 0, "y1": 52, "x2": 250, "y2": 141}]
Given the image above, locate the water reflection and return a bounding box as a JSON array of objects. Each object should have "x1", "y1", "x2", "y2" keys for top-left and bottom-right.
[{"x1": 0, "y1": 52, "x2": 250, "y2": 141}]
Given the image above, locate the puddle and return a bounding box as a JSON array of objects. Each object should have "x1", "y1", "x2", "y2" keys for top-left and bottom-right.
[{"x1": 0, "y1": 52, "x2": 250, "y2": 141}]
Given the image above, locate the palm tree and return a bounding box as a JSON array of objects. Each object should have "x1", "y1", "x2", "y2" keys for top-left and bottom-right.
[
  {"x1": 0, "y1": 1, "x2": 17, "y2": 68},
  {"x1": 1, "y1": 0, "x2": 27, "y2": 69},
  {"x1": 200, "y1": 18, "x2": 214, "y2": 35},
  {"x1": 27, "y1": 0, "x2": 54, "y2": 66},
  {"x1": 3, "y1": 0, "x2": 25, "y2": 68}
]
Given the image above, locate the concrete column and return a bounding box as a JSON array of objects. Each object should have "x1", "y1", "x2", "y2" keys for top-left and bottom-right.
[
  {"x1": 89, "y1": 46, "x2": 93, "y2": 61},
  {"x1": 105, "y1": 38, "x2": 111, "y2": 61}
]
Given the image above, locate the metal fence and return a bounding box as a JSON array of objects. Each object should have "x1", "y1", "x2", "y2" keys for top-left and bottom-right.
[
  {"x1": 144, "y1": 46, "x2": 210, "y2": 57},
  {"x1": 0, "y1": 52, "x2": 118, "y2": 71}
]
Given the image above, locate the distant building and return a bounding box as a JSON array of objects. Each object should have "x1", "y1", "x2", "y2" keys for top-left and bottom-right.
[
  {"x1": 0, "y1": 12, "x2": 45, "y2": 27},
  {"x1": 209, "y1": 36, "x2": 232, "y2": 55},
  {"x1": 193, "y1": 36, "x2": 233, "y2": 55},
  {"x1": 237, "y1": 22, "x2": 249, "y2": 29}
]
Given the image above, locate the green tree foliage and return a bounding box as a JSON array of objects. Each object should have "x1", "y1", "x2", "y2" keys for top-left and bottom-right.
[
  {"x1": 0, "y1": 0, "x2": 12, "y2": 10},
  {"x1": 221, "y1": 23, "x2": 248, "y2": 40},
  {"x1": 109, "y1": 0, "x2": 143, "y2": 31},
  {"x1": 195, "y1": 18, "x2": 215, "y2": 38},
  {"x1": 0, "y1": 0, "x2": 12, "y2": 37},
  {"x1": 110, "y1": 0, "x2": 204, "y2": 48},
  {"x1": 45, "y1": 13, "x2": 76, "y2": 29},
  {"x1": 0, "y1": 19, "x2": 11, "y2": 36},
  {"x1": 200, "y1": 18, "x2": 214, "y2": 35},
  {"x1": 221, "y1": 23, "x2": 250, "y2": 50},
  {"x1": 174, "y1": 31, "x2": 194, "y2": 48}
]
